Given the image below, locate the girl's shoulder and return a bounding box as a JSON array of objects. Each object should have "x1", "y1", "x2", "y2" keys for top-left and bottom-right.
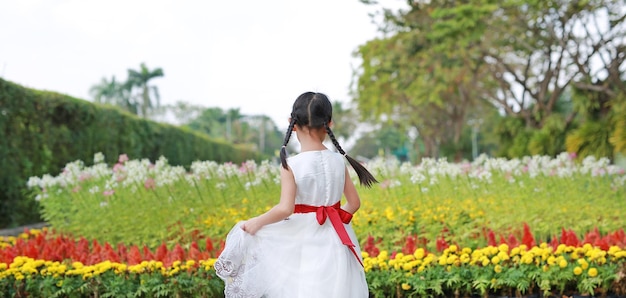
[{"x1": 288, "y1": 150, "x2": 343, "y2": 164}]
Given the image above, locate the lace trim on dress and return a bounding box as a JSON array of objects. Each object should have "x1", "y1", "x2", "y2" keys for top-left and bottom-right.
[{"x1": 215, "y1": 223, "x2": 263, "y2": 298}]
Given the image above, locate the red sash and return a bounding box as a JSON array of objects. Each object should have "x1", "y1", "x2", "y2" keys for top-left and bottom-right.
[{"x1": 293, "y1": 202, "x2": 364, "y2": 267}]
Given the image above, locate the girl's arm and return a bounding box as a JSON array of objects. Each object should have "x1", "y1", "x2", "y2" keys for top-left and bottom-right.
[
  {"x1": 242, "y1": 166, "x2": 296, "y2": 235},
  {"x1": 342, "y1": 167, "x2": 361, "y2": 214}
]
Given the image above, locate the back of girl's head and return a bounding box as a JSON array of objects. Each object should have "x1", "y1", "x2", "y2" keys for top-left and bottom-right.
[
  {"x1": 290, "y1": 92, "x2": 332, "y2": 129},
  {"x1": 279, "y1": 91, "x2": 378, "y2": 188}
]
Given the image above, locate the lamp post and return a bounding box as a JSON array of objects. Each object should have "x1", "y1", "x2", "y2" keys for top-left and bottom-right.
[{"x1": 468, "y1": 118, "x2": 483, "y2": 160}]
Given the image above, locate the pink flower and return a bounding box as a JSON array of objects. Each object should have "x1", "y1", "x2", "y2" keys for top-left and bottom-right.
[
  {"x1": 144, "y1": 178, "x2": 156, "y2": 190},
  {"x1": 103, "y1": 190, "x2": 115, "y2": 196},
  {"x1": 79, "y1": 173, "x2": 92, "y2": 182},
  {"x1": 380, "y1": 180, "x2": 391, "y2": 189},
  {"x1": 113, "y1": 163, "x2": 125, "y2": 173},
  {"x1": 72, "y1": 186, "x2": 81, "y2": 193},
  {"x1": 118, "y1": 154, "x2": 129, "y2": 164},
  {"x1": 568, "y1": 152, "x2": 577, "y2": 160}
]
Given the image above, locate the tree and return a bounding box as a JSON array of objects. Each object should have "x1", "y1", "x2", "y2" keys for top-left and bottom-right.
[
  {"x1": 89, "y1": 76, "x2": 120, "y2": 105},
  {"x1": 126, "y1": 63, "x2": 164, "y2": 118},
  {"x1": 353, "y1": 2, "x2": 497, "y2": 158},
  {"x1": 356, "y1": 0, "x2": 626, "y2": 158},
  {"x1": 184, "y1": 107, "x2": 284, "y2": 157},
  {"x1": 89, "y1": 75, "x2": 138, "y2": 114}
]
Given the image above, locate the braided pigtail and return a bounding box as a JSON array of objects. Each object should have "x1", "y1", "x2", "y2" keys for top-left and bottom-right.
[
  {"x1": 280, "y1": 117, "x2": 297, "y2": 170},
  {"x1": 324, "y1": 122, "x2": 378, "y2": 188}
]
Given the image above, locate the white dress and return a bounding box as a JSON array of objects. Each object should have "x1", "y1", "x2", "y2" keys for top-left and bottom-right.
[{"x1": 215, "y1": 150, "x2": 368, "y2": 298}]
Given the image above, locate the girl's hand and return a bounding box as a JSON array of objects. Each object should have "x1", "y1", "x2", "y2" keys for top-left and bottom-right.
[{"x1": 241, "y1": 217, "x2": 263, "y2": 235}]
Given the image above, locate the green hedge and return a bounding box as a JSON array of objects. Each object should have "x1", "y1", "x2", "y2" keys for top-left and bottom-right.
[{"x1": 0, "y1": 78, "x2": 259, "y2": 228}]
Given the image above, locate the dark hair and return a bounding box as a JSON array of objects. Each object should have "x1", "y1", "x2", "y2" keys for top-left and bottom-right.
[{"x1": 280, "y1": 92, "x2": 378, "y2": 187}]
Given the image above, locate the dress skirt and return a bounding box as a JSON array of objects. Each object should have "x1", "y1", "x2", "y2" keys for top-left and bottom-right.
[{"x1": 215, "y1": 212, "x2": 369, "y2": 298}]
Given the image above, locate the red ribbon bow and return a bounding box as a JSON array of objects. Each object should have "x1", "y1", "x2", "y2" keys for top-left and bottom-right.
[{"x1": 294, "y1": 202, "x2": 363, "y2": 267}]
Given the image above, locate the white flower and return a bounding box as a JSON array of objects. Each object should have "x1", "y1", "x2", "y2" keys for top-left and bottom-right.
[{"x1": 94, "y1": 152, "x2": 105, "y2": 164}]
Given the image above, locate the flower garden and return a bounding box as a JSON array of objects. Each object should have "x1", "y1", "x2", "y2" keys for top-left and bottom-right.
[{"x1": 1, "y1": 152, "x2": 626, "y2": 297}]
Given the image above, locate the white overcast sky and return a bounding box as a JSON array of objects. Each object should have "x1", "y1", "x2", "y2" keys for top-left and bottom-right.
[{"x1": 0, "y1": 0, "x2": 405, "y2": 129}]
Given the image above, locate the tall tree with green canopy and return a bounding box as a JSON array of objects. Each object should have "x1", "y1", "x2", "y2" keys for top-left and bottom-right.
[
  {"x1": 353, "y1": 1, "x2": 497, "y2": 158},
  {"x1": 356, "y1": 0, "x2": 626, "y2": 158},
  {"x1": 184, "y1": 107, "x2": 284, "y2": 157},
  {"x1": 428, "y1": 0, "x2": 626, "y2": 157},
  {"x1": 126, "y1": 63, "x2": 164, "y2": 118},
  {"x1": 89, "y1": 75, "x2": 120, "y2": 105},
  {"x1": 89, "y1": 75, "x2": 138, "y2": 114}
]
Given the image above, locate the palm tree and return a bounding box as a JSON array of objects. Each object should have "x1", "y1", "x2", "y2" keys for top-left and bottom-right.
[
  {"x1": 89, "y1": 76, "x2": 121, "y2": 105},
  {"x1": 89, "y1": 75, "x2": 139, "y2": 115},
  {"x1": 126, "y1": 63, "x2": 164, "y2": 118}
]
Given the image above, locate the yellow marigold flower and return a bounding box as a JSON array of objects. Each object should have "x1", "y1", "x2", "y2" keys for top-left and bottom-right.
[
  {"x1": 588, "y1": 267, "x2": 598, "y2": 277},
  {"x1": 591, "y1": 250, "x2": 606, "y2": 260},
  {"x1": 608, "y1": 246, "x2": 620, "y2": 256},
  {"x1": 510, "y1": 247, "x2": 520, "y2": 256},
  {"x1": 494, "y1": 265, "x2": 502, "y2": 273},
  {"x1": 448, "y1": 245, "x2": 458, "y2": 253},
  {"x1": 547, "y1": 256, "x2": 556, "y2": 265},
  {"x1": 361, "y1": 252, "x2": 369, "y2": 258},
  {"x1": 542, "y1": 265, "x2": 549, "y2": 272},
  {"x1": 402, "y1": 255, "x2": 414, "y2": 262},
  {"x1": 522, "y1": 256, "x2": 534, "y2": 265},
  {"x1": 446, "y1": 255, "x2": 458, "y2": 265},
  {"x1": 423, "y1": 254, "x2": 435, "y2": 265},
  {"x1": 498, "y1": 244, "x2": 509, "y2": 253},
  {"x1": 491, "y1": 256, "x2": 501, "y2": 265},
  {"x1": 401, "y1": 283, "x2": 411, "y2": 290},
  {"x1": 460, "y1": 254, "x2": 470, "y2": 264},
  {"x1": 481, "y1": 257, "x2": 490, "y2": 267},
  {"x1": 577, "y1": 259, "x2": 589, "y2": 270},
  {"x1": 573, "y1": 266, "x2": 583, "y2": 275},
  {"x1": 462, "y1": 247, "x2": 472, "y2": 255},
  {"x1": 438, "y1": 256, "x2": 447, "y2": 266},
  {"x1": 413, "y1": 248, "x2": 425, "y2": 260},
  {"x1": 558, "y1": 258, "x2": 568, "y2": 268}
]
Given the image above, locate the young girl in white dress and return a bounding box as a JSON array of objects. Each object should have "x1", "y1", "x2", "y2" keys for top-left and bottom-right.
[{"x1": 214, "y1": 92, "x2": 378, "y2": 298}]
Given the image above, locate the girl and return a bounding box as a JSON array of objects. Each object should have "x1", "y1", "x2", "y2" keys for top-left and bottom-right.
[{"x1": 215, "y1": 92, "x2": 377, "y2": 298}]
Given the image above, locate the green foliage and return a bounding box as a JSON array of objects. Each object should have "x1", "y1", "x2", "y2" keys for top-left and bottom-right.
[
  {"x1": 493, "y1": 117, "x2": 530, "y2": 158},
  {"x1": 0, "y1": 267, "x2": 225, "y2": 298},
  {"x1": 0, "y1": 78, "x2": 260, "y2": 229},
  {"x1": 355, "y1": 0, "x2": 625, "y2": 159},
  {"x1": 528, "y1": 114, "x2": 568, "y2": 156},
  {"x1": 566, "y1": 120, "x2": 614, "y2": 159},
  {"x1": 30, "y1": 153, "x2": 626, "y2": 253},
  {"x1": 610, "y1": 100, "x2": 626, "y2": 154},
  {"x1": 184, "y1": 108, "x2": 283, "y2": 157}
]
